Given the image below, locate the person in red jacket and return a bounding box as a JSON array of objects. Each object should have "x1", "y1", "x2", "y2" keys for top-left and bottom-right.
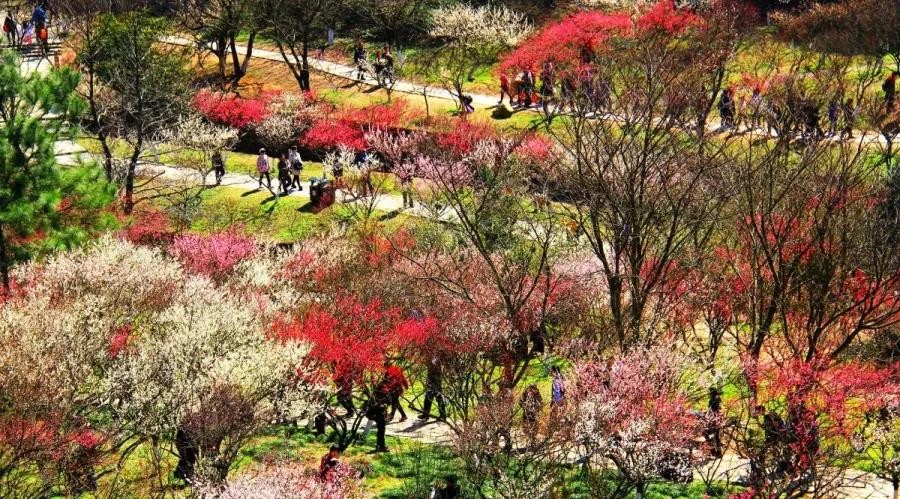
[
  {"x1": 380, "y1": 361, "x2": 410, "y2": 422},
  {"x1": 499, "y1": 72, "x2": 511, "y2": 106}
]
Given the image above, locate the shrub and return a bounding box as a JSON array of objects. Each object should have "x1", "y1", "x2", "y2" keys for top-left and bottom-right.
[
  {"x1": 192, "y1": 90, "x2": 276, "y2": 129},
  {"x1": 169, "y1": 230, "x2": 257, "y2": 280}
]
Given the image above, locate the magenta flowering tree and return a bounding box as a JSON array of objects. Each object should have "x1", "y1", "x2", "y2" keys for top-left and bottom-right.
[{"x1": 170, "y1": 230, "x2": 257, "y2": 281}]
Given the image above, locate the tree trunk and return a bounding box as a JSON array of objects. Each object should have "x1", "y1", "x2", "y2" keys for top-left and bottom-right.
[
  {"x1": 300, "y1": 38, "x2": 310, "y2": 92},
  {"x1": 892, "y1": 478, "x2": 898, "y2": 499},
  {"x1": 173, "y1": 428, "x2": 198, "y2": 481},
  {"x1": 635, "y1": 482, "x2": 646, "y2": 499},
  {"x1": 228, "y1": 35, "x2": 242, "y2": 79},
  {"x1": 239, "y1": 31, "x2": 256, "y2": 77},
  {"x1": 215, "y1": 35, "x2": 227, "y2": 80},
  {"x1": 0, "y1": 223, "x2": 9, "y2": 292},
  {"x1": 85, "y1": 66, "x2": 115, "y2": 182},
  {"x1": 124, "y1": 135, "x2": 142, "y2": 215},
  {"x1": 276, "y1": 41, "x2": 305, "y2": 91}
]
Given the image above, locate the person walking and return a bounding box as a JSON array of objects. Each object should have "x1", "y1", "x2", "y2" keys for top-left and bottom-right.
[
  {"x1": 381, "y1": 362, "x2": 410, "y2": 422},
  {"x1": 256, "y1": 148, "x2": 272, "y2": 190},
  {"x1": 211, "y1": 150, "x2": 226, "y2": 185},
  {"x1": 353, "y1": 40, "x2": 366, "y2": 81},
  {"x1": 540, "y1": 62, "x2": 555, "y2": 115},
  {"x1": 841, "y1": 98, "x2": 856, "y2": 140},
  {"x1": 366, "y1": 389, "x2": 390, "y2": 452},
  {"x1": 521, "y1": 68, "x2": 535, "y2": 108},
  {"x1": 719, "y1": 88, "x2": 735, "y2": 130},
  {"x1": 827, "y1": 99, "x2": 839, "y2": 137},
  {"x1": 519, "y1": 384, "x2": 543, "y2": 435},
  {"x1": 381, "y1": 45, "x2": 394, "y2": 84},
  {"x1": 499, "y1": 72, "x2": 511, "y2": 105},
  {"x1": 560, "y1": 74, "x2": 576, "y2": 113},
  {"x1": 3, "y1": 11, "x2": 17, "y2": 48},
  {"x1": 883, "y1": 72, "x2": 897, "y2": 112},
  {"x1": 277, "y1": 153, "x2": 292, "y2": 194},
  {"x1": 399, "y1": 171, "x2": 414, "y2": 209},
  {"x1": 803, "y1": 100, "x2": 823, "y2": 141},
  {"x1": 419, "y1": 356, "x2": 447, "y2": 421},
  {"x1": 288, "y1": 146, "x2": 304, "y2": 190},
  {"x1": 748, "y1": 86, "x2": 763, "y2": 131},
  {"x1": 550, "y1": 367, "x2": 565, "y2": 415}
]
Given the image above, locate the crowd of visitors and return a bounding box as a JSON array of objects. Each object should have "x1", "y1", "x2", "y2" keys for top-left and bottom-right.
[
  {"x1": 253, "y1": 146, "x2": 305, "y2": 194},
  {"x1": 353, "y1": 40, "x2": 396, "y2": 86},
  {"x1": 493, "y1": 62, "x2": 897, "y2": 141},
  {"x1": 3, "y1": 1, "x2": 52, "y2": 55}
]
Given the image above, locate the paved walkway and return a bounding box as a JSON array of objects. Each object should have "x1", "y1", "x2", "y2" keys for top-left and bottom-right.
[
  {"x1": 54, "y1": 139, "x2": 426, "y2": 217},
  {"x1": 166, "y1": 36, "x2": 893, "y2": 147}
]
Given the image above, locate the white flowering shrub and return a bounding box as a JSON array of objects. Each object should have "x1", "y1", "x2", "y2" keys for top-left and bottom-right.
[
  {"x1": 322, "y1": 145, "x2": 357, "y2": 178},
  {"x1": 252, "y1": 93, "x2": 312, "y2": 152},
  {"x1": 106, "y1": 276, "x2": 318, "y2": 435}
]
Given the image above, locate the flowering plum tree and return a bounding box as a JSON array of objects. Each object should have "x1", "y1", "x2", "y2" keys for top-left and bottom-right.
[
  {"x1": 571, "y1": 348, "x2": 707, "y2": 499},
  {"x1": 729, "y1": 359, "x2": 900, "y2": 498},
  {"x1": 169, "y1": 230, "x2": 257, "y2": 281},
  {"x1": 274, "y1": 293, "x2": 436, "y2": 450},
  {"x1": 0, "y1": 237, "x2": 183, "y2": 495},
  {"x1": 107, "y1": 272, "x2": 320, "y2": 483}
]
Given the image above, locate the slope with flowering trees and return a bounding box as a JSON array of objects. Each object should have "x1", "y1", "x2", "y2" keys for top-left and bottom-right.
[{"x1": 0, "y1": 236, "x2": 324, "y2": 495}]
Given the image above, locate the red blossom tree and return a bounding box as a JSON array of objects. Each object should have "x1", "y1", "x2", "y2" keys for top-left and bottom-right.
[
  {"x1": 499, "y1": 11, "x2": 631, "y2": 73},
  {"x1": 274, "y1": 294, "x2": 437, "y2": 449}
]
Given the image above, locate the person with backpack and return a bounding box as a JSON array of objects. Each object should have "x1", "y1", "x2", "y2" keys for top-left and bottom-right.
[
  {"x1": 288, "y1": 145, "x2": 303, "y2": 190},
  {"x1": 256, "y1": 148, "x2": 272, "y2": 190},
  {"x1": 353, "y1": 40, "x2": 366, "y2": 81},
  {"x1": 211, "y1": 150, "x2": 226, "y2": 185},
  {"x1": 31, "y1": 3, "x2": 46, "y2": 32}
]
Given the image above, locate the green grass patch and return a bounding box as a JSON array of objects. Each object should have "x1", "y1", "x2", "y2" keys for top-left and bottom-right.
[{"x1": 191, "y1": 186, "x2": 331, "y2": 243}]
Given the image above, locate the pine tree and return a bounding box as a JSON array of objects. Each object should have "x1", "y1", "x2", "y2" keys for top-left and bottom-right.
[{"x1": 0, "y1": 52, "x2": 115, "y2": 291}]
